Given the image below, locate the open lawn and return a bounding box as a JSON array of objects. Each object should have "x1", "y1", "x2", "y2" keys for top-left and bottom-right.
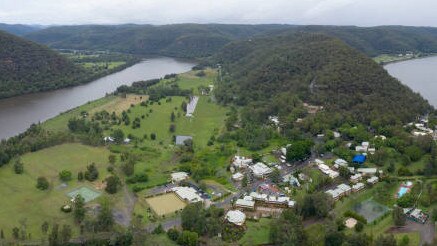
[
  {"x1": 80, "y1": 61, "x2": 126, "y2": 70},
  {"x1": 239, "y1": 218, "x2": 272, "y2": 246},
  {"x1": 394, "y1": 232, "x2": 421, "y2": 246},
  {"x1": 89, "y1": 94, "x2": 148, "y2": 115},
  {"x1": 146, "y1": 193, "x2": 187, "y2": 216},
  {"x1": 0, "y1": 143, "x2": 110, "y2": 240}
]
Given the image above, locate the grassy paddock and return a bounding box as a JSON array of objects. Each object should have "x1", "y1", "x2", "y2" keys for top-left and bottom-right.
[
  {"x1": 0, "y1": 143, "x2": 110, "y2": 239},
  {"x1": 239, "y1": 218, "x2": 272, "y2": 245}
]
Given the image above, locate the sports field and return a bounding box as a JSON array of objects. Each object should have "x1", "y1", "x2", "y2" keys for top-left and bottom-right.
[
  {"x1": 145, "y1": 193, "x2": 187, "y2": 216},
  {"x1": 67, "y1": 186, "x2": 102, "y2": 203}
]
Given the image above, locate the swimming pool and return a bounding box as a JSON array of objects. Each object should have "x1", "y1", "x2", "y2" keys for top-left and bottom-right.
[{"x1": 398, "y1": 187, "x2": 410, "y2": 197}]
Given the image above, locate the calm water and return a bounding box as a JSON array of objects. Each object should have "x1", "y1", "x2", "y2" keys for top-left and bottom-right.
[
  {"x1": 385, "y1": 56, "x2": 437, "y2": 107},
  {"x1": 0, "y1": 57, "x2": 195, "y2": 140}
]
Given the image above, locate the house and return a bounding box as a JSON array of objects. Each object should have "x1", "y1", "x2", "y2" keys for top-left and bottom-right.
[
  {"x1": 367, "y1": 176, "x2": 379, "y2": 185},
  {"x1": 235, "y1": 198, "x2": 255, "y2": 210},
  {"x1": 334, "y1": 159, "x2": 348, "y2": 167},
  {"x1": 232, "y1": 172, "x2": 244, "y2": 181},
  {"x1": 225, "y1": 210, "x2": 246, "y2": 226},
  {"x1": 171, "y1": 172, "x2": 189, "y2": 183},
  {"x1": 355, "y1": 146, "x2": 368, "y2": 152},
  {"x1": 352, "y1": 155, "x2": 366, "y2": 165},
  {"x1": 368, "y1": 148, "x2": 376, "y2": 154},
  {"x1": 352, "y1": 183, "x2": 365, "y2": 192},
  {"x1": 185, "y1": 96, "x2": 199, "y2": 117},
  {"x1": 172, "y1": 187, "x2": 203, "y2": 203},
  {"x1": 350, "y1": 173, "x2": 362, "y2": 183},
  {"x1": 249, "y1": 163, "x2": 273, "y2": 178},
  {"x1": 123, "y1": 138, "x2": 131, "y2": 144},
  {"x1": 357, "y1": 168, "x2": 377, "y2": 176},
  {"x1": 175, "y1": 135, "x2": 193, "y2": 145},
  {"x1": 326, "y1": 183, "x2": 351, "y2": 200},
  {"x1": 333, "y1": 131, "x2": 341, "y2": 138},
  {"x1": 405, "y1": 208, "x2": 428, "y2": 224},
  {"x1": 315, "y1": 159, "x2": 325, "y2": 165},
  {"x1": 233, "y1": 156, "x2": 252, "y2": 169}
]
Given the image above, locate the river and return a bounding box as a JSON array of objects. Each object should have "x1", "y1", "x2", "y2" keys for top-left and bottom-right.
[
  {"x1": 0, "y1": 57, "x2": 196, "y2": 140},
  {"x1": 385, "y1": 56, "x2": 437, "y2": 108}
]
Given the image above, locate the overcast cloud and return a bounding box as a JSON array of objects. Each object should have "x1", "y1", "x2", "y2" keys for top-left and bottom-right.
[{"x1": 0, "y1": 0, "x2": 436, "y2": 26}]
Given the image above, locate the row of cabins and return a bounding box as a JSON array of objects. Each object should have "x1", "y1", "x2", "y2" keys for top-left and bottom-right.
[
  {"x1": 315, "y1": 159, "x2": 339, "y2": 179},
  {"x1": 235, "y1": 192, "x2": 296, "y2": 210},
  {"x1": 326, "y1": 176, "x2": 379, "y2": 200}
]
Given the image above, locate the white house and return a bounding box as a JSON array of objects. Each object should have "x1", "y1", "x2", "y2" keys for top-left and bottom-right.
[
  {"x1": 350, "y1": 173, "x2": 362, "y2": 183},
  {"x1": 235, "y1": 198, "x2": 255, "y2": 210},
  {"x1": 225, "y1": 210, "x2": 246, "y2": 226},
  {"x1": 367, "y1": 176, "x2": 379, "y2": 185},
  {"x1": 171, "y1": 172, "x2": 189, "y2": 183},
  {"x1": 334, "y1": 158, "x2": 348, "y2": 167},
  {"x1": 172, "y1": 187, "x2": 203, "y2": 203},
  {"x1": 233, "y1": 156, "x2": 252, "y2": 169},
  {"x1": 232, "y1": 172, "x2": 244, "y2": 181},
  {"x1": 352, "y1": 182, "x2": 365, "y2": 192},
  {"x1": 357, "y1": 168, "x2": 378, "y2": 176},
  {"x1": 249, "y1": 162, "x2": 273, "y2": 178}
]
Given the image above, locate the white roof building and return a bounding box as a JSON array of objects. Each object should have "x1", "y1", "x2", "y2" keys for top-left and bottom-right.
[
  {"x1": 232, "y1": 172, "x2": 244, "y2": 181},
  {"x1": 171, "y1": 172, "x2": 189, "y2": 183},
  {"x1": 233, "y1": 156, "x2": 252, "y2": 169},
  {"x1": 235, "y1": 199, "x2": 255, "y2": 209},
  {"x1": 124, "y1": 138, "x2": 131, "y2": 144},
  {"x1": 315, "y1": 159, "x2": 325, "y2": 165},
  {"x1": 333, "y1": 131, "x2": 341, "y2": 138},
  {"x1": 172, "y1": 187, "x2": 203, "y2": 203},
  {"x1": 103, "y1": 136, "x2": 114, "y2": 142},
  {"x1": 350, "y1": 173, "x2": 362, "y2": 183},
  {"x1": 367, "y1": 176, "x2": 379, "y2": 184},
  {"x1": 352, "y1": 183, "x2": 365, "y2": 192},
  {"x1": 357, "y1": 168, "x2": 378, "y2": 176},
  {"x1": 249, "y1": 163, "x2": 273, "y2": 178},
  {"x1": 225, "y1": 210, "x2": 246, "y2": 226},
  {"x1": 334, "y1": 159, "x2": 348, "y2": 167}
]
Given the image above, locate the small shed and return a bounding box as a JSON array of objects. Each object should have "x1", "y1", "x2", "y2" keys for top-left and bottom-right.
[{"x1": 175, "y1": 135, "x2": 193, "y2": 145}]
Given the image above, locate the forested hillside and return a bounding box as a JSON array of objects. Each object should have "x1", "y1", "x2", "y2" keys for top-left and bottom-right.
[
  {"x1": 25, "y1": 24, "x2": 286, "y2": 58},
  {"x1": 0, "y1": 31, "x2": 90, "y2": 98},
  {"x1": 0, "y1": 23, "x2": 43, "y2": 36},
  {"x1": 213, "y1": 32, "x2": 433, "y2": 125},
  {"x1": 26, "y1": 24, "x2": 437, "y2": 58}
]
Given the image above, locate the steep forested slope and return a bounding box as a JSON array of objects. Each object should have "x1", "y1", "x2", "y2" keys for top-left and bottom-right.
[
  {"x1": 0, "y1": 31, "x2": 90, "y2": 98},
  {"x1": 26, "y1": 24, "x2": 437, "y2": 58},
  {"x1": 213, "y1": 33, "x2": 432, "y2": 124},
  {"x1": 26, "y1": 24, "x2": 286, "y2": 58}
]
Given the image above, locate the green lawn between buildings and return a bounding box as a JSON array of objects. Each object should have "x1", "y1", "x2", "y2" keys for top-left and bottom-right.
[
  {"x1": 0, "y1": 143, "x2": 111, "y2": 240},
  {"x1": 239, "y1": 218, "x2": 272, "y2": 245}
]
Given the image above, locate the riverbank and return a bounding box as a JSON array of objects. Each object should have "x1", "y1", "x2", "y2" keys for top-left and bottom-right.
[
  {"x1": 0, "y1": 57, "x2": 195, "y2": 140},
  {"x1": 375, "y1": 53, "x2": 437, "y2": 65}
]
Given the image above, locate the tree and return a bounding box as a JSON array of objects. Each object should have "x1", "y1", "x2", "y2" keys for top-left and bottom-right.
[
  {"x1": 60, "y1": 225, "x2": 72, "y2": 244},
  {"x1": 77, "y1": 171, "x2": 84, "y2": 181},
  {"x1": 181, "y1": 203, "x2": 206, "y2": 235},
  {"x1": 41, "y1": 221, "x2": 49, "y2": 236},
  {"x1": 96, "y1": 201, "x2": 114, "y2": 231},
  {"x1": 112, "y1": 129, "x2": 125, "y2": 144},
  {"x1": 150, "y1": 133, "x2": 157, "y2": 140},
  {"x1": 339, "y1": 166, "x2": 350, "y2": 179},
  {"x1": 58, "y1": 170, "x2": 72, "y2": 182},
  {"x1": 399, "y1": 235, "x2": 410, "y2": 246},
  {"x1": 345, "y1": 233, "x2": 371, "y2": 246},
  {"x1": 169, "y1": 124, "x2": 176, "y2": 133},
  {"x1": 393, "y1": 206, "x2": 406, "y2": 226},
  {"x1": 12, "y1": 227, "x2": 19, "y2": 240},
  {"x1": 374, "y1": 234, "x2": 397, "y2": 246},
  {"x1": 48, "y1": 224, "x2": 59, "y2": 246},
  {"x1": 355, "y1": 221, "x2": 364, "y2": 232},
  {"x1": 73, "y1": 195, "x2": 86, "y2": 223},
  {"x1": 301, "y1": 193, "x2": 333, "y2": 218},
  {"x1": 270, "y1": 209, "x2": 306, "y2": 246},
  {"x1": 270, "y1": 168, "x2": 281, "y2": 184},
  {"x1": 177, "y1": 230, "x2": 198, "y2": 246},
  {"x1": 397, "y1": 193, "x2": 415, "y2": 208},
  {"x1": 0, "y1": 229, "x2": 4, "y2": 239},
  {"x1": 170, "y1": 112, "x2": 176, "y2": 122},
  {"x1": 286, "y1": 139, "x2": 313, "y2": 162},
  {"x1": 108, "y1": 154, "x2": 116, "y2": 165},
  {"x1": 14, "y1": 159, "x2": 24, "y2": 174},
  {"x1": 167, "y1": 228, "x2": 180, "y2": 241},
  {"x1": 105, "y1": 176, "x2": 120, "y2": 194},
  {"x1": 84, "y1": 163, "x2": 99, "y2": 181},
  {"x1": 152, "y1": 224, "x2": 164, "y2": 234},
  {"x1": 36, "y1": 177, "x2": 49, "y2": 190},
  {"x1": 122, "y1": 161, "x2": 135, "y2": 176},
  {"x1": 325, "y1": 224, "x2": 345, "y2": 246}
]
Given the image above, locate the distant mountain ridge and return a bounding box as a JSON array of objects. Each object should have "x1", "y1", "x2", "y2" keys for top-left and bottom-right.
[
  {"x1": 25, "y1": 24, "x2": 437, "y2": 58},
  {"x1": 0, "y1": 23, "x2": 44, "y2": 36},
  {"x1": 0, "y1": 30, "x2": 89, "y2": 98}
]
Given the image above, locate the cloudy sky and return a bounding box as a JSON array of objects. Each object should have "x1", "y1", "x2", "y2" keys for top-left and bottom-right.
[{"x1": 0, "y1": 0, "x2": 436, "y2": 26}]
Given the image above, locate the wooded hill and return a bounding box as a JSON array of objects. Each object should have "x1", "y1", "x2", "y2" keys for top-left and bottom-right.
[
  {"x1": 25, "y1": 24, "x2": 287, "y2": 58},
  {"x1": 213, "y1": 32, "x2": 433, "y2": 125},
  {"x1": 26, "y1": 24, "x2": 437, "y2": 58},
  {"x1": 0, "y1": 31, "x2": 90, "y2": 98},
  {"x1": 0, "y1": 23, "x2": 43, "y2": 36}
]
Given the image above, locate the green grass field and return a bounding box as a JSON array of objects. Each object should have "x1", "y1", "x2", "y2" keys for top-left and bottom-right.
[
  {"x1": 239, "y1": 218, "x2": 272, "y2": 245},
  {"x1": 80, "y1": 61, "x2": 126, "y2": 70},
  {"x1": 394, "y1": 232, "x2": 420, "y2": 246},
  {"x1": 0, "y1": 143, "x2": 110, "y2": 240}
]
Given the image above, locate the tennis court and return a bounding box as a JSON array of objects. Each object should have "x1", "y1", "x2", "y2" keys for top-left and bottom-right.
[
  {"x1": 67, "y1": 186, "x2": 102, "y2": 203},
  {"x1": 353, "y1": 199, "x2": 389, "y2": 223},
  {"x1": 146, "y1": 193, "x2": 187, "y2": 216}
]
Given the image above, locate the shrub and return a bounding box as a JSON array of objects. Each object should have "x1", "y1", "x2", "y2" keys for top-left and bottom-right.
[
  {"x1": 36, "y1": 177, "x2": 49, "y2": 190},
  {"x1": 59, "y1": 170, "x2": 72, "y2": 182},
  {"x1": 13, "y1": 159, "x2": 24, "y2": 174},
  {"x1": 77, "y1": 171, "x2": 84, "y2": 181}
]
